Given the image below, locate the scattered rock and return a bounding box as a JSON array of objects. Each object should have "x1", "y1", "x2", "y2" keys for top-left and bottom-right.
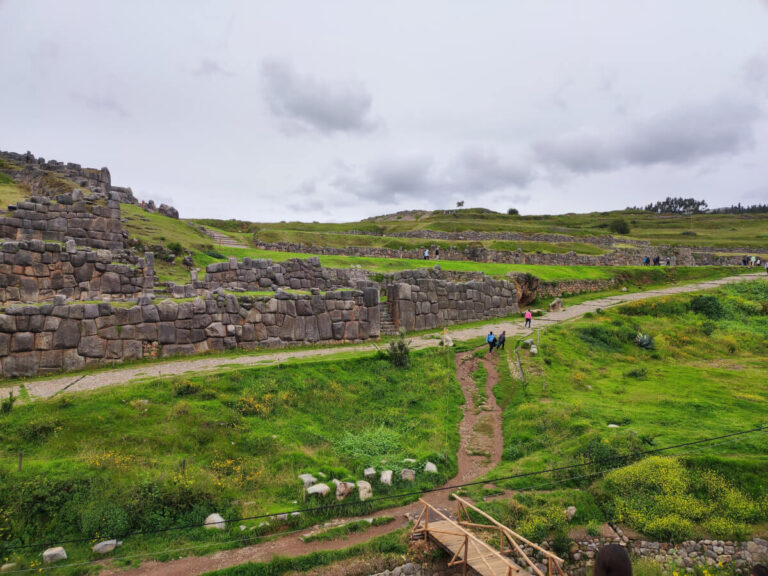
[
  {"x1": 401, "y1": 469, "x2": 416, "y2": 482},
  {"x1": 307, "y1": 483, "x2": 330, "y2": 497},
  {"x1": 522, "y1": 339, "x2": 534, "y2": 349},
  {"x1": 549, "y1": 298, "x2": 563, "y2": 312},
  {"x1": 298, "y1": 473, "x2": 317, "y2": 488},
  {"x1": 1, "y1": 564, "x2": 18, "y2": 573},
  {"x1": 424, "y1": 461, "x2": 438, "y2": 473},
  {"x1": 335, "y1": 481, "x2": 355, "y2": 500},
  {"x1": 380, "y1": 470, "x2": 393, "y2": 485},
  {"x1": 530, "y1": 345, "x2": 538, "y2": 355},
  {"x1": 239, "y1": 525, "x2": 247, "y2": 531},
  {"x1": 403, "y1": 458, "x2": 417, "y2": 463},
  {"x1": 204, "y1": 513, "x2": 226, "y2": 530},
  {"x1": 565, "y1": 506, "x2": 577, "y2": 521},
  {"x1": 356, "y1": 480, "x2": 373, "y2": 501},
  {"x1": 92, "y1": 539, "x2": 120, "y2": 554},
  {"x1": 607, "y1": 424, "x2": 620, "y2": 428},
  {"x1": 441, "y1": 334, "x2": 454, "y2": 347},
  {"x1": 43, "y1": 547, "x2": 67, "y2": 564},
  {"x1": 364, "y1": 467, "x2": 376, "y2": 478}
]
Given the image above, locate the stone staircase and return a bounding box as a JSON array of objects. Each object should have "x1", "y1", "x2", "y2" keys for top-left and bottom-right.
[
  {"x1": 379, "y1": 305, "x2": 399, "y2": 336},
  {"x1": 199, "y1": 226, "x2": 248, "y2": 248}
]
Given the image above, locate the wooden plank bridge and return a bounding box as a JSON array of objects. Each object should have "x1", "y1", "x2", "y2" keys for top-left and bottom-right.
[{"x1": 411, "y1": 495, "x2": 566, "y2": 576}]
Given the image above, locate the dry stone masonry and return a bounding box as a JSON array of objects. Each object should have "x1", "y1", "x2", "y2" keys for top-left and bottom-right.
[
  {"x1": 0, "y1": 287, "x2": 379, "y2": 378},
  {"x1": 386, "y1": 268, "x2": 519, "y2": 332},
  {"x1": 0, "y1": 239, "x2": 154, "y2": 303}
]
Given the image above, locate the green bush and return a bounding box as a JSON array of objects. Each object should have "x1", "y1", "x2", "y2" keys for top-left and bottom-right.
[
  {"x1": 80, "y1": 501, "x2": 130, "y2": 538},
  {"x1": 609, "y1": 219, "x2": 630, "y2": 234},
  {"x1": 167, "y1": 242, "x2": 184, "y2": 256},
  {"x1": 172, "y1": 380, "x2": 202, "y2": 397},
  {"x1": 383, "y1": 334, "x2": 410, "y2": 368},
  {"x1": 634, "y1": 332, "x2": 655, "y2": 350},
  {"x1": 701, "y1": 320, "x2": 717, "y2": 336},
  {"x1": 576, "y1": 324, "x2": 635, "y2": 350},
  {"x1": 689, "y1": 295, "x2": 726, "y2": 320},
  {"x1": 623, "y1": 367, "x2": 647, "y2": 379},
  {"x1": 0, "y1": 391, "x2": 14, "y2": 415},
  {"x1": 204, "y1": 249, "x2": 226, "y2": 259}
]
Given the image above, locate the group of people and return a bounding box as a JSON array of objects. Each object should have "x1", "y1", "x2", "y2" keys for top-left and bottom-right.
[
  {"x1": 642, "y1": 255, "x2": 671, "y2": 266},
  {"x1": 594, "y1": 544, "x2": 767, "y2": 576},
  {"x1": 485, "y1": 310, "x2": 534, "y2": 352},
  {"x1": 422, "y1": 247, "x2": 440, "y2": 260},
  {"x1": 743, "y1": 254, "x2": 764, "y2": 267}
]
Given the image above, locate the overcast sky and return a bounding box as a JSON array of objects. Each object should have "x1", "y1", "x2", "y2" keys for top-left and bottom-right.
[{"x1": 2, "y1": 1, "x2": 768, "y2": 222}]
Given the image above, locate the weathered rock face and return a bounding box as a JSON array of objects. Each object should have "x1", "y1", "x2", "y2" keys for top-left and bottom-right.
[
  {"x1": 0, "y1": 240, "x2": 154, "y2": 303},
  {"x1": 387, "y1": 269, "x2": 518, "y2": 332},
  {"x1": 158, "y1": 203, "x2": 179, "y2": 219},
  {"x1": 0, "y1": 289, "x2": 379, "y2": 378}
]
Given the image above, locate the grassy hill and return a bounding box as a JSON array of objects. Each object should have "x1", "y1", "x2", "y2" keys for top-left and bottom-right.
[
  {"x1": 466, "y1": 280, "x2": 768, "y2": 543},
  {"x1": 196, "y1": 207, "x2": 768, "y2": 252}
]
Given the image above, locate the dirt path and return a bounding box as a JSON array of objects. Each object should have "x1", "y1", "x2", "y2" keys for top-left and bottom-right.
[
  {"x1": 7, "y1": 272, "x2": 762, "y2": 401},
  {"x1": 101, "y1": 348, "x2": 506, "y2": 576}
]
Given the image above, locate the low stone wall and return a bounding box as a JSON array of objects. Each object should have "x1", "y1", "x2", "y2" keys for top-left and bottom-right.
[
  {"x1": 565, "y1": 533, "x2": 768, "y2": 575},
  {"x1": 0, "y1": 288, "x2": 379, "y2": 378},
  {"x1": 386, "y1": 269, "x2": 518, "y2": 332},
  {"x1": 536, "y1": 278, "x2": 619, "y2": 299},
  {"x1": 0, "y1": 193, "x2": 125, "y2": 250},
  {"x1": 203, "y1": 256, "x2": 366, "y2": 291},
  {"x1": 0, "y1": 240, "x2": 153, "y2": 303}
]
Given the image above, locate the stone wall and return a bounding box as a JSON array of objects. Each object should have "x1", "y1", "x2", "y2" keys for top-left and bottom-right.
[
  {"x1": 203, "y1": 256, "x2": 367, "y2": 292},
  {"x1": 0, "y1": 149, "x2": 137, "y2": 204},
  {"x1": 0, "y1": 288, "x2": 379, "y2": 378},
  {"x1": 0, "y1": 193, "x2": 126, "y2": 250},
  {"x1": 0, "y1": 240, "x2": 153, "y2": 303},
  {"x1": 386, "y1": 268, "x2": 518, "y2": 332},
  {"x1": 253, "y1": 241, "x2": 749, "y2": 268}
]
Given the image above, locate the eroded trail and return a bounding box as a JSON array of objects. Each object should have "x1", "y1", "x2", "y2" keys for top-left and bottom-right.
[{"x1": 103, "y1": 347, "x2": 505, "y2": 576}]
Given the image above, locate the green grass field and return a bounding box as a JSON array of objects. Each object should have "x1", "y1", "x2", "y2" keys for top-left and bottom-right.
[
  {"x1": 195, "y1": 206, "x2": 768, "y2": 251},
  {"x1": 0, "y1": 350, "x2": 461, "y2": 570},
  {"x1": 464, "y1": 280, "x2": 768, "y2": 544}
]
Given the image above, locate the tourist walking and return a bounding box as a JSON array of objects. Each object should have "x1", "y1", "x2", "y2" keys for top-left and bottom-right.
[
  {"x1": 497, "y1": 331, "x2": 506, "y2": 350},
  {"x1": 524, "y1": 309, "x2": 532, "y2": 329},
  {"x1": 486, "y1": 331, "x2": 496, "y2": 353},
  {"x1": 435, "y1": 246, "x2": 440, "y2": 260},
  {"x1": 423, "y1": 248, "x2": 430, "y2": 261}
]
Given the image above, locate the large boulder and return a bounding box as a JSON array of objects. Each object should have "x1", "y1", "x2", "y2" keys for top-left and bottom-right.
[
  {"x1": 158, "y1": 203, "x2": 179, "y2": 219},
  {"x1": 380, "y1": 470, "x2": 393, "y2": 486},
  {"x1": 43, "y1": 547, "x2": 67, "y2": 564},
  {"x1": 549, "y1": 298, "x2": 563, "y2": 312},
  {"x1": 335, "y1": 481, "x2": 355, "y2": 500},
  {"x1": 401, "y1": 469, "x2": 416, "y2": 482},
  {"x1": 356, "y1": 480, "x2": 372, "y2": 501},
  {"x1": 204, "y1": 513, "x2": 226, "y2": 530},
  {"x1": 307, "y1": 483, "x2": 330, "y2": 497},
  {"x1": 424, "y1": 462, "x2": 438, "y2": 473},
  {"x1": 92, "y1": 539, "x2": 120, "y2": 554}
]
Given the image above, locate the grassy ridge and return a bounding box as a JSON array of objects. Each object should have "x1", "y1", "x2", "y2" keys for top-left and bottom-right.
[
  {"x1": 467, "y1": 280, "x2": 768, "y2": 542},
  {"x1": 0, "y1": 350, "x2": 461, "y2": 569},
  {"x1": 196, "y1": 207, "x2": 768, "y2": 250}
]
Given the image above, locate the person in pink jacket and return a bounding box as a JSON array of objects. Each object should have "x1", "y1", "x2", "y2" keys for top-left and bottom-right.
[{"x1": 524, "y1": 309, "x2": 532, "y2": 328}]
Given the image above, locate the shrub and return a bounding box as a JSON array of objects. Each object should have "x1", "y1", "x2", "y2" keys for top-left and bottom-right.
[
  {"x1": 167, "y1": 242, "x2": 184, "y2": 256},
  {"x1": 689, "y1": 295, "x2": 726, "y2": 320},
  {"x1": 586, "y1": 519, "x2": 601, "y2": 537},
  {"x1": 19, "y1": 418, "x2": 60, "y2": 442},
  {"x1": 0, "y1": 391, "x2": 14, "y2": 415},
  {"x1": 635, "y1": 332, "x2": 655, "y2": 350},
  {"x1": 383, "y1": 334, "x2": 410, "y2": 368},
  {"x1": 577, "y1": 324, "x2": 635, "y2": 350},
  {"x1": 624, "y1": 367, "x2": 647, "y2": 379},
  {"x1": 80, "y1": 501, "x2": 130, "y2": 538},
  {"x1": 701, "y1": 320, "x2": 717, "y2": 336},
  {"x1": 609, "y1": 219, "x2": 630, "y2": 234},
  {"x1": 204, "y1": 249, "x2": 225, "y2": 259},
  {"x1": 507, "y1": 208, "x2": 519, "y2": 215},
  {"x1": 172, "y1": 380, "x2": 201, "y2": 397}
]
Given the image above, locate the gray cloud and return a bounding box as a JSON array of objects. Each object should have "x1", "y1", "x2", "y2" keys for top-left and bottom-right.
[
  {"x1": 70, "y1": 92, "x2": 129, "y2": 117},
  {"x1": 193, "y1": 59, "x2": 233, "y2": 77},
  {"x1": 535, "y1": 96, "x2": 760, "y2": 174},
  {"x1": 261, "y1": 59, "x2": 375, "y2": 135},
  {"x1": 328, "y1": 149, "x2": 532, "y2": 204}
]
